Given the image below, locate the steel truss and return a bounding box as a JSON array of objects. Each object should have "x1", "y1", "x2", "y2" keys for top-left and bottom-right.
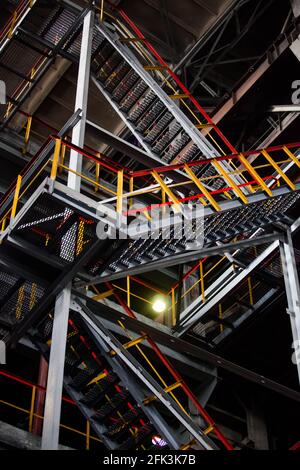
[{"x1": 0, "y1": 0, "x2": 300, "y2": 452}]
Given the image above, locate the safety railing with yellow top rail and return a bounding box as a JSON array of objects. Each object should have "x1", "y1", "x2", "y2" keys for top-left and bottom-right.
[
  {"x1": 0, "y1": 369, "x2": 102, "y2": 449},
  {"x1": 122, "y1": 141, "x2": 300, "y2": 216},
  {"x1": 0, "y1": 135, "x2": 129, "y2": 233},
  {"x1": 1, "y1": 132, "x2": 300, "y2": 244}
]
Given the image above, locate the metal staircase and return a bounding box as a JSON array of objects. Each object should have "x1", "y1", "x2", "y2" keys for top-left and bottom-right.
[
  {"x1": 0, "y1": 1, "x2": 299, "y2": 335},
  {"x1": 29, "y1": 299, "x2": 233, "y2": 450},
  {"x1": 0, "y1": 1, "x2": 300, "y2": 451}
]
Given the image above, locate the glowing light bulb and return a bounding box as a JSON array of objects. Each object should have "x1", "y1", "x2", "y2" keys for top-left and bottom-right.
[{"x1": 152, "y1": 298, "x2": 167, "y2": 313}]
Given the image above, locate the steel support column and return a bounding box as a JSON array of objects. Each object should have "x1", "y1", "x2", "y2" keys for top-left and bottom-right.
[
  {"x1": 246, "y1": 397, "x2": 269, "y2": 449},
  {"x1": 68, "y1": 10, "x2": 94, "y2": 192},
  {"x1": 41, "y1": 9, "x2": 94, "y2": 449},
  {"x1": 41, "y1": 287, "x2": 71, "y2": 449},
  {"x1": 280, "y1": 230, "x2": 300, "y2": 385}
]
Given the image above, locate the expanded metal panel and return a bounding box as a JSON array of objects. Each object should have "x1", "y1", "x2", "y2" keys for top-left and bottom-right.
[
  {"x1": 0, "y1": 271, "x2": 19, "y2": 301},
  {"x1": 0, "y1": 280, "x2": 44, "y2": 326},
  {"x1": 14, "y1": 193, "x2": 96, "y2": 264}
]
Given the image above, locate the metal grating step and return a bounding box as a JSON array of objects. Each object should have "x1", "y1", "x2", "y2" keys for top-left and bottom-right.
[
  {"x1": 112, "y1": 70, "x2": 140, "y2": 103},
  {"x1": 95, "y1": 193, "x2": 300, "y2": 277},
  {"x1": 119, "y1": 80, "x2": 148, "y2": 112},
  {"x1": 80, "y1": 373, "x2": 119, "y2": 406},
  {"x1": 93, "y1": 391, "x2": 130, "y2": 420},
  {"x1": 105, "y1": 405, "x2": 143, "y2": 439},
  {"x1": 118, "y1": 423, "x2": 154, "y2": 450},
  {"x1": 104, "y1": 61, "x2": 131, "y2": 94}
]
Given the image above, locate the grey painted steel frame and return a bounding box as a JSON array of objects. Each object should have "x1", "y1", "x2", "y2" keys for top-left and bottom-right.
[
  {"x1": 41, "y1": 287, "x2": 71, "y2": 449},
  {"x1": 40, "y1": 9, "x2": 95, "y2": 450}
]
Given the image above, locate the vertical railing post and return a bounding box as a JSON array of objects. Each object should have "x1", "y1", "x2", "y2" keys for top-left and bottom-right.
[
  {"x1": 50, "y1": 138, "x2": 62, "y2": 181},
  {"x1": 11, "y1": 175, "x2": 22, "y2": 220},
  {"x1": 218, "y1": 304, "x2": 224, "y2": 333},
  {"x1": 100, "y1": 0, "x2": 104, "y2": 22},
  {"x1": 59, "y1": 139, "x2": 66, "y2": 174},
  {"x1": 23, "y1": 115, "x2": 32, "y2": 152},
  {"x1": 129, "y1": 176, "x2": 134, "y2": 208},
  {"x1": 29, "y1": 386, "x2": 36, "y2": 433},
  {"x1": 117, "y1": 169, "x2": 124, "y2": 223},
  {"x1": 171, "y1": 288, "x2": 176, "y2": 327},
  {"x1": 199, "y1": 261, "x2": 205, "y2": 303},
  {"x1": 127, "y1": 276, "x2": 131, "y2": 308},
  {"x1": 248, "y1": 277, "x2": 253, "y2": 306},
  {"x1": 86, "y1": 420, "x2": 90, "y2": 450},
  {"x1": 95, "y1": 161, "x2": 100, "y2": 191},
  {"x1": 1, "y1": 218, "x2": 6, "y2": 232}
]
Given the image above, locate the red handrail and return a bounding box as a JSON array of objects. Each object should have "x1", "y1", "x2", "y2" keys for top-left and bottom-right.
[
  {"x1": 130, "y1": 142, "x2": 300, "y2": 178},
  {"x1": 0, "y1": 369, "x2": 75, "y2": 405}
]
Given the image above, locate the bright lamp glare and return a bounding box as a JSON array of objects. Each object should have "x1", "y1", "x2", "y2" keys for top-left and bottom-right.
[
  {"x1": 152, "y1": 298, "x2": 167, "y2": 313},
  {"x1": 152, "y1": 435, "x2": 167, "y2": 447}
]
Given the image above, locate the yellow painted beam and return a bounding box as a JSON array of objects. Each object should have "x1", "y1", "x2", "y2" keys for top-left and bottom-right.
[
  {"x1": 283, "y1": 146, "x2": 300, "y2": 170},
  {"x1": 116, "y1": 170, "x2": 123, "y2": 214},
  {"x1": 212, "y1": 159, "x2": 249, "y2": 204},
  {"x1": 8, "y1": 11, "x2": 17, "y2": 39},
  {"x1": 11, "y1": 175, "x2": 22, "y2": 219},
  {"x1": 127, "y1": 276, "x2": 130, "y2": 308},
  {"x1": 24, "y1": 115, "x2": 32, "y2": 145},
  {"x1": 50, "y1": 138, "x2": 62, "y2": 181},
  {"x1": 87, "y1": 371, "x2": 107, "y2": 386},
  {"x1": 195, "y1": 123, "x2": 213, "y2": 129},
  {"x1": 184, "y1": 164, "x2": 221, "y2": 212},
  {"x1": 238, "y1": 153, "x2": 272, "y2": 196},
  {"x1": 144, "y1": 65, "x2": 168, "y2": 71},
  {"x1": 143, "y1": 381, "x2": 182, "y2": 405},
  {"x1": 92, "y1": 289, "x2": 114, "y2": 301},
  {"x1": 120, "y1": 37, "x2": 145, "y2": 43},
  {"x1": 169, "y1": 93, "x2": 190, "y2": 100},
  {"x1": 204, "y1": 424, "x2": 215, "y2": 435},
  {"x1": 262, "y1": 149, "x2": 296, "y2": 190},
  {"x1": 171, "y1": 288, "x2": 176, "y2": 327},
  {"x1": 110, "y1": 335, "x2": 148, "y2": 357},
  {"x1": 152, "y1": 171, "x2": 182, "y2": 213}
]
